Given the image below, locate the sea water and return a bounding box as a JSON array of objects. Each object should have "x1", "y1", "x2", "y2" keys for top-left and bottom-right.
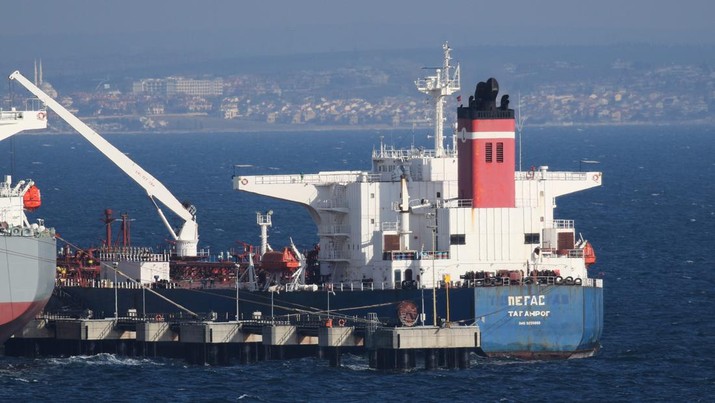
[{"x1": 1, "y1": 125, "x2": 714, "y2": 401}]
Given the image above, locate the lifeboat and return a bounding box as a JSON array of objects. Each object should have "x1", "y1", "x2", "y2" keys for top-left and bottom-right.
[
  {"x1": 583, "y1": 242, "x2": 596, "y2": 266},
  {"x1": 261, "y1": 247, "x2": 301, "y2": 273},
  {"x1": 23, "y1": 185, "x2": 42, "y2": 210}
]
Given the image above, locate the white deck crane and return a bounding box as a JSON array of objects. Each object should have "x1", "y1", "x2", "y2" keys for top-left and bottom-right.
[{"x1": 9, "y1": 70, "x2": 199, "y2": 257}]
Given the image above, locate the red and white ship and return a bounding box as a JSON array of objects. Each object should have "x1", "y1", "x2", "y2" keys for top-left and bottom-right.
[
  {"x1": 9, "y1": 45, "x2": 604, "y2": 358},
  {"x1": 0, "y1": 107, "x2": 56, "y2": 343}
]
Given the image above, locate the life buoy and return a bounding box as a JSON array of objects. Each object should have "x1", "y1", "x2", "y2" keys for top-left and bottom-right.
[
  {"x1": 526, "y1": 166, "x2": 536, "y2": 180},
  {"x1": 155, "y1": 314, "x2": 164, "y2": 322},
  {"x1": 37, "y1": 111, "x2": 46, "y2": 120},
  {"x1": 338, "y1": 318, "x2": 346, "y2": 327},
  {"x1": 240, "y1": 178, "x2": 248, "y2": 186},
  {"x1": 592, "y1": 174, "x2": 600, "y2": 182}
]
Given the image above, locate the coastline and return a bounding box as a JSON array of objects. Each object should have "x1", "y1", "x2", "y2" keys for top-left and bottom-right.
[{"x1": 19, "y1": 118, "x2": 714, "y2": 136}]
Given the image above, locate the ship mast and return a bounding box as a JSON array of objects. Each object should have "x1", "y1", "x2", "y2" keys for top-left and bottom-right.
[{"x1": 415, "y1": 42, "x2": 461, "y2": 157}]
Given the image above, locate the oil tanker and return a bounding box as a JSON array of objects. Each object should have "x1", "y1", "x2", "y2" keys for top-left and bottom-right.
[
  {"x1": 41, "y1": 45, "x2": 604, "y2": 359},
  {"x1": 0, "y1": 108, "x2": 56, "y2": 344}
]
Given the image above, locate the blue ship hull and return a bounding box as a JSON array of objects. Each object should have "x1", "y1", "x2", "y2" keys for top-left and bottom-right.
[
  {"x1": 49, "y1": 283, "x2": 602, "y2": 359},
  {"x1": 474, "y1": 284, "x2": 603, "y2": 359}
]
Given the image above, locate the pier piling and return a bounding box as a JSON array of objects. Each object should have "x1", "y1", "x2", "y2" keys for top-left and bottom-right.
[{"x1": 5, "y1": 317, "x2": 480, "y2": 370}]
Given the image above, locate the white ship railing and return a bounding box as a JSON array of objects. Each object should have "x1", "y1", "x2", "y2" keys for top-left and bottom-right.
[
  {"x1": 56, "y1": 277, "x2": 602, "y2": 292},
  {"x1": 98, "y1": 247, "x2": 171, "y2": 262},
  {"x1": 539, "y1": 246, "x2": 583, "y2": 257},
  {"x1": 1, "y1": 102, "x2": 45, "y2": 119},
  {"x1": 372, "y1": 147, "x2": 457, "y2": 159},
  {"x1": 515, "y1": 171, "x2": 589, "y2": 181},
  {"x1": 548, "y1": 219, "x2": 575, "y2": 229},
  {"x1": 320, "y1": 249, "x2": 351, "y2": 260},
  {"x1": 382, "y1": 250, "x2": 450, "y2": 261},
  {"x1": 99, "y1": 251, "x2": 170, "y2": 262},
  {"x1": 321, "y1": 282, "x2": 392, "y2": 291},
  {"x1": 438, "y1": 199, "x2": 473, "y2": 208},
  {"x1": 56, "y1": 279, "x2": 180, "y2": 289},
  {"x1": 0, "y1": 110, "x2": 24, "y2": 120},
  {"x1": 251, "y1": 172, "x2": 380, "y2": 185},
  {"x1": 257, "y1": 214, "x2": 271, "y2": 225}
]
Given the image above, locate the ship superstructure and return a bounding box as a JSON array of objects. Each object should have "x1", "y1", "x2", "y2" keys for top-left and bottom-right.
[{"x1": 234, "y1": 45, "x2": 601, "y2": 292}]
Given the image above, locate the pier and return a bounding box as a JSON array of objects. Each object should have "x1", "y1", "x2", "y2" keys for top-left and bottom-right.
[{"x1": 5, "y1": 316, "x2": 480, "y2": 370}]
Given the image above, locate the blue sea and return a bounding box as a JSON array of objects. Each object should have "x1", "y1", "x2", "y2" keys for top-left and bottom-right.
[{"x1": 1, "y1": 125, "x2": 714, "y2": 402}]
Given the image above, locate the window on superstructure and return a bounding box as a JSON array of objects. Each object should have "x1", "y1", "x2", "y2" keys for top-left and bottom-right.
[
  {"x1": 497, "y1": 142, "x2": 504, "y2": 163},
  {"x1": 485, "y1": 143, "x2": 493, "y2": 163},
  {"x1": 450, "y1": 234, "x2": 466, "y2": 245},
  {"x1": 524, "y1": 233, "x2": 540, "y2": 244}
]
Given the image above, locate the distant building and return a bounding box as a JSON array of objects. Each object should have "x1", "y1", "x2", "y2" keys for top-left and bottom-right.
[
  {"x1": 132, "y1": 79, "x2": 167, "y2": 95},
  {"x1": 132, "y1": 77, "x2": 223, "y2": 97},
  {"x1": 167, "y1": 77, "x2": 223, "y2": 97}
]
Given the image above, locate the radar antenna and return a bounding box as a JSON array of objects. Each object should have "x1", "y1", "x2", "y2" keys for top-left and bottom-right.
[{"x1": 415, "y1": 42, "x2": 461, "y2": 157}]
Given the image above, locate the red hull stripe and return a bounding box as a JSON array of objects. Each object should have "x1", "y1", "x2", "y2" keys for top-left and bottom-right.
[
  {"x1": 0, "y1": 301, "x2": 35, "y2": 325},
  {"x1": 0, "y1": 298, "x2": 49, "y2": 341}
]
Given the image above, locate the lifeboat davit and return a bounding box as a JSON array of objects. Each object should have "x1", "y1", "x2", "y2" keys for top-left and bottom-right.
[
  {"x1": 23, "y1": 185, "x2": 42, "y2": 210},
  {"x1": 583, "y1": 242, "x2": 596, "y2": 266},
  {"x1": 261, "y1": 247, "x2": 301, "y2": 273}
]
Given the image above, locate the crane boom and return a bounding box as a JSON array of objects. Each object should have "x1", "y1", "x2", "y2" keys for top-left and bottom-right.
[{"x1": 9, "y1": 70, "x2": 198, "y2": 257}]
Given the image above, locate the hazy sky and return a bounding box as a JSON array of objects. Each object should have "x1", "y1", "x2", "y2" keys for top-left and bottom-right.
[{"x1": 3, "y1": 0, "x2": 713, "y2": 62}]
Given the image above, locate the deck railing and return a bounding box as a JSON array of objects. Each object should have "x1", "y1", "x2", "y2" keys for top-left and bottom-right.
[{"x1": 252, "y1": 172, "x2": 380, "y2": 185}]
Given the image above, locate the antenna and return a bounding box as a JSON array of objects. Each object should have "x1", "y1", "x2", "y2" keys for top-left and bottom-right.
[
  {"x1": 516, "y1": 92, "x2": 527, "y2": 172},
  {"x1": 415, "y1": 42, "x2": 461, "y2": 157}
]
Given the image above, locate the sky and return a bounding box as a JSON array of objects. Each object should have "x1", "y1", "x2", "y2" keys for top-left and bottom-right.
[{"x1": 3, "y1": 0, "x2": 713, "y2": 64}]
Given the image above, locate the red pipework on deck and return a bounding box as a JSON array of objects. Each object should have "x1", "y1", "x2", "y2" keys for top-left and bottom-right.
[
  {"x1": 121, "y1": 212, "x2": 131, "y2": 248},
  {"x1": 103, "y1": 209, "x2": 131, "y2": 248},
  {"x1": 103, "y1": 209, "x2": 113, "y2": 248}
]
